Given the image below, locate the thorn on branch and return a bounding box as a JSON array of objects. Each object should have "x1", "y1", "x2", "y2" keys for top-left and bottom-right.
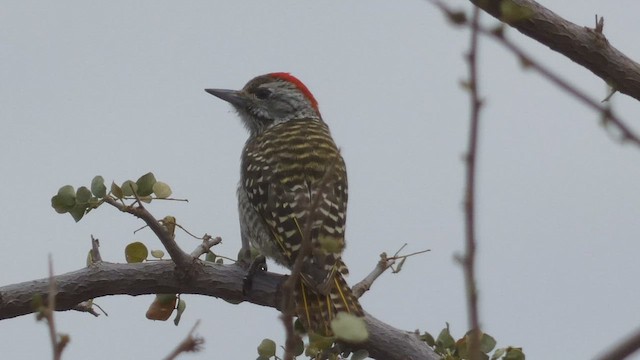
[
  {"x1": 595, "y1": 15, "x2": 604, "y2": 33},
  {"x1": 89, "y1": 235, "x2": 102, "y2": 263}
]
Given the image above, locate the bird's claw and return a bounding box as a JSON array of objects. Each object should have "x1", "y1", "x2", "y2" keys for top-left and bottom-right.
[{"x1": 243, "y1": 255, "x2": 267, "y2": 295}]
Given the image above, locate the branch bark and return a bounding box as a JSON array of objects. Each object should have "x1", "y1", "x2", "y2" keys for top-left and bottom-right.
[
  {"x1": 469, "y1": 0, "x2": 640, "y2": 102},
  {"x1": 0, "y1": 261, "x2": 438, "y2": 360}
]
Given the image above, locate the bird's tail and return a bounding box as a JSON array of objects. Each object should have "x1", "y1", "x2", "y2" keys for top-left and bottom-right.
[{"x1": 295, "y1": 272, "x2": 364, "y2": 337}]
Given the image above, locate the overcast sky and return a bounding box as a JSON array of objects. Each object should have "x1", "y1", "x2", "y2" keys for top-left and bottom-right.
[{"x1": 2, "y1": 1, "x2": 640, "y2": 359}]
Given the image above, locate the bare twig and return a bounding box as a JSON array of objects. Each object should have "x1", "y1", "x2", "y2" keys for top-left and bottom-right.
[
  {"x1": 595, "y1": 326, "x2": 640, "y2": 360},
  {"x1": 189, "y1": 236, "x2": 223, "y2": 258},
  {"x1": 460, "y1": 6, "x2": 483, "y2": 360},
  {"x1": 163, "y1": 320, "x2": 205, "y2": 360},
  {"x1": 44, "y1": 255, "x2": 68, "y2": 360},
  {"x1": 103, "y1": 197, "x2": 193, "y2": 270},
  {"x1": 352, "y1": 248, "x2": 430, "y2": 298}
]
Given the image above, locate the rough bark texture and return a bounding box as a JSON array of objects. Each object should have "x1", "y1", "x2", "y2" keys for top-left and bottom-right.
[
  {"x1": 0, "y1": 261, "x2": 439, "y2": 360},
  {"x1": 470, "y1": 0, "x2": 640, "y2": 101}
]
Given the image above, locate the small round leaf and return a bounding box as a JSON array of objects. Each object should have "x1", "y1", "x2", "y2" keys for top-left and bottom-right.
[
  {"x1": 257, "y1": 339, "x2": 276, "y2": 358},
  {"x1": 153, "y1": 181, "x2": 172, "y2": 199},
  {"x1": 110, "y1": 182, "x2": 123, "y2": 199},
  {"x1": 69, "y1": 203, "x2": 88, "y2": 222},
  {"x1": 136, "y1": 172, "x2": 157, "y2": 196},
  {"x1": 91, "y1": 175, "x2": 107, "y2": 198},
  {"x1": 330, "y1": 312, "x2": 368, "y2": 343},
  {"x1": 125, "y1": 242, "x2": 148, "y2": 263},
  {"x1": 121, "y1": 180, "x2": 138, "y2": 196},
  {"x1": 76, "y1": 186, "x2": 92, "y2": 204}
]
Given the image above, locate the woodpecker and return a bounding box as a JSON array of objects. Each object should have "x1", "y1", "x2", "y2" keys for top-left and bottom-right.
[{"x1": 205, "y1": 73, "x2": 363, "y2": 336}]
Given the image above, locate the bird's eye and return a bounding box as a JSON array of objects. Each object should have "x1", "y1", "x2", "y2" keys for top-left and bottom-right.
[{"x1": 254, "y1": 88, "x2": 271, "y2": 100}]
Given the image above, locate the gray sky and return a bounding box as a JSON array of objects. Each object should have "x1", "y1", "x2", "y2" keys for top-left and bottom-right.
[{"x1": 2, "y1": 1, "x2": 640, "y2": 359}]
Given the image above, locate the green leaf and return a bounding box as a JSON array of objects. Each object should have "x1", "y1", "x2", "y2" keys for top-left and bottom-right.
[
  {"x1": 51, "y1": 195, "x2": 72, "y2": 214},
  {"x1": 150, "y1": 249, "x2": 165, "y2": 259},
  {"x1": 293, "y1": 336, "x2": 304, "y2": 356},
  {"x1": 69, "y1": 203, "x2": 88, "y2": 222},
  {"x1": 153, "y1": 181, "x2": 172, "y2": 199},
  {"x1": 91, "y1": 175, "x2": 107, "y2": 198},
  {"x1": 173, "y1": 299, "x2": 186, "y2": 326},
  {"x1": 480, "y1": 333, "x2": 497, "y2": 353},
  {"x1": 436, "y1": 324, "x2": 455, "y2": 351},
  {"x1": 306, "y1": 333, "x2": 334, "y2": 357},
  {"x1": 87, "y1": 196, "x2": 100, "y2": 209},
  {"x1": 503, "y1": 347, "x2": 525, "y2": 360},
  {"x1": 121, "y1": 180, "x2": 138, "y2": 197},
  {"x1": 492, "y1": 348, "x2": 506, "y2": 360},
  {"x1": 136, "y1": 172, "x2": 157, "y2": 196},
  {"x1": 76, "y1": 186, "x2": 92, "y2": 204},
  {"x1": 51, "y1": 185, "x2": 76, "y2": 213},
  {"x1": 58, "y1": 185, "x2": 75, "y2": 199},
  {"x1": 456, "y1": 336, "x2": 469, "y2": 358},
  {"x1": 294, "y1": 318, "x2": 306, "y2": 334},
  {"x1": 125, "y1": 242, "x2": 148, "y2": 263},
  {"x1": 330, "y1": 312, "x2": 368, "y2": 343},
  {"x1": 420, "y1": 331, "x2": 436, "y2": 347},
  {"x1": 257, "y1": 338, "x2": 276, "y2": 358},
  {"x1": 110, "y1": 182, "x2": 123, "y2": 199}
]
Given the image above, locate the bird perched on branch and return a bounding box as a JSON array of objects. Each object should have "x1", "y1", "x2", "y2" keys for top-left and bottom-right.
[{"x1": 205, "y1": 73, "x2": 363, "y2": 336}]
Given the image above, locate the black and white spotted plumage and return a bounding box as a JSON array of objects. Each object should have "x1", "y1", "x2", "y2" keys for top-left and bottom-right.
[{"x1": 206, "y1": 73, "x2": 363, "y2": 336}]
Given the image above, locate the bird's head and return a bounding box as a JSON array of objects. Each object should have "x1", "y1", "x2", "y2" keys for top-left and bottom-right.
[{"x1": 206, "y1": 72, "x2": 321, "y2": 136}]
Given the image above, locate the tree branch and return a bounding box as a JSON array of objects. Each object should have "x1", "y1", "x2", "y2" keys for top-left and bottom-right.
[
  {"x1": 468, "y1": 0, "x2": 640, "y2": 102},
  {"x1": 0, "y1": 260, "x2": 439, "y2": 360},
  {"x1": 103, "y1": 197, "x2": 193, "y2": 270},
  {"x1": 595, "y1": 326, "x2": 640, "y2": 360},
  {"x1": 432, "y1": 0, "x2": 640, "y2": 148}
]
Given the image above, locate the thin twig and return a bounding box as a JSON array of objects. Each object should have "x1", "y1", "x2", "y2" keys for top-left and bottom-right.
[
  {"x1": 429, "y1": 0, "x2": 640, "y2": 148},
  {"x1": 46, "y1": 255, "x2": 68, "y2": 360},
  {"x1": 463, "y1": 6, "x2": 483, "y2": 360},
  {"x1": 595, "y1": 326, "x2": 640, "y2": 360},
  {"x1": 103, "y1": 196, "x2": 193, "y2": 270},
  {"x1": 162, "y1": 320, "x2": 205, "y2": 360},
  {"x1": 352, "y1": 248, "x2": 430, "y2": 298}
]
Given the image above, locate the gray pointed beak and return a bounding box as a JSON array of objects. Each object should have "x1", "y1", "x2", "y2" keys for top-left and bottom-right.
[{"x1": 205, "y1": 88, "x2": 247, "y2": 107}]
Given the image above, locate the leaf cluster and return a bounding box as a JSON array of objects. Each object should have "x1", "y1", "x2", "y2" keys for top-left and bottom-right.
[
  {"x1": 51, "y1": 172, "x2": 172, "y2": 222},
  {"x1": 420, "y1": 323, "x2": 525, "y2": 360}
]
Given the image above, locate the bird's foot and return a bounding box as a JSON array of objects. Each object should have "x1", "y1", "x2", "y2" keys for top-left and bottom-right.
[{"x1": 243, "y1": 254, "x2": 267, "y2": 295}]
